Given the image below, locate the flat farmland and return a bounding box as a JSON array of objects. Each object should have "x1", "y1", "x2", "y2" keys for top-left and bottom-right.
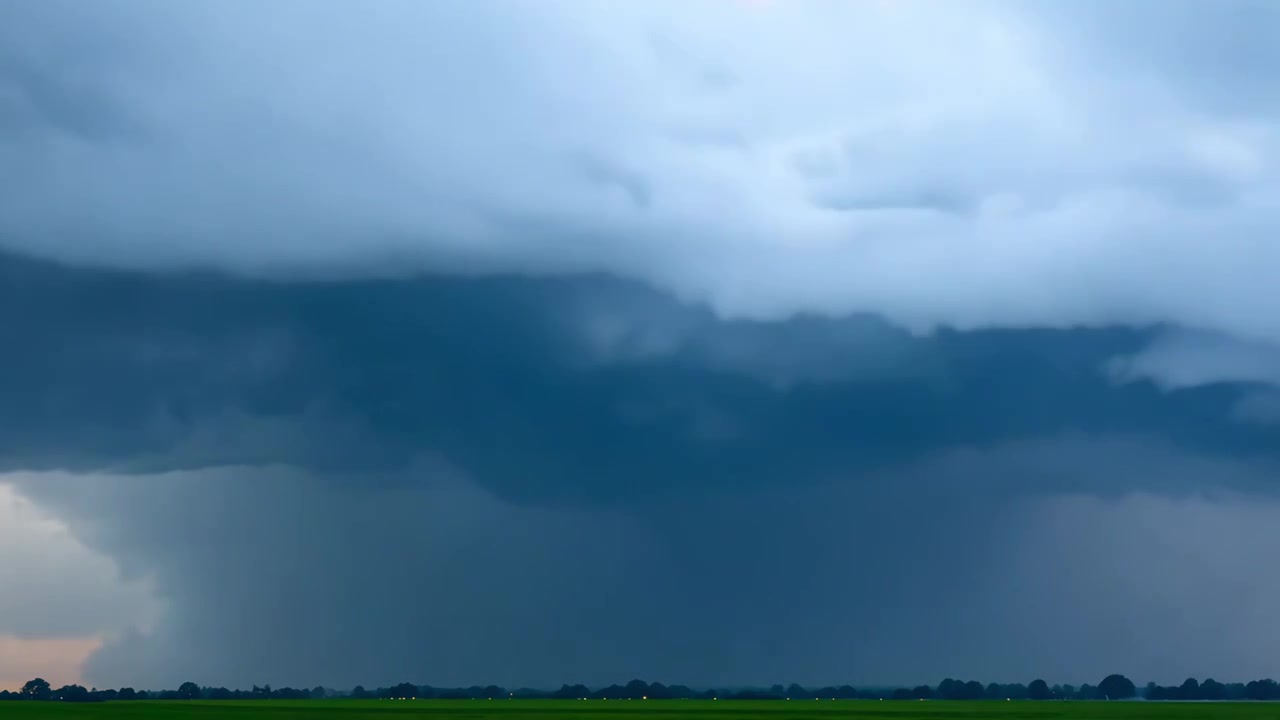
[{"x1": 1, "y1": 700, "x2": 1277, "y2": 720}]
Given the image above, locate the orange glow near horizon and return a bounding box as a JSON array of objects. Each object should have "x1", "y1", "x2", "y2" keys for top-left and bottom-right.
[{"x1": 0, "y1": 635, "x2": 101, "y2": 692}]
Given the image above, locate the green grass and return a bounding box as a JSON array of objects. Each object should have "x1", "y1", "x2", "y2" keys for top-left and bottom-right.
[{"x1": 0, "y1": 700, "x2": 1276, "y2": 720}]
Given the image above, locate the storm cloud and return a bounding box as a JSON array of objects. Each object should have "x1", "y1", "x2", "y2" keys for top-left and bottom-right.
[{"x1": 3, "y1": 0, "x2": 1280, "y2": 692}]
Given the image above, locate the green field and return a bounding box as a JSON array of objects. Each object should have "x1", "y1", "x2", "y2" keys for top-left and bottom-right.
[{"x1": 1, "y1": 700, "x2": 1276, "y2": 720}]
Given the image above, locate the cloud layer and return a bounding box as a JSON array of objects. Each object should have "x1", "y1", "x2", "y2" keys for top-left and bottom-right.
[
  {"x1": 5, "y1": 0, "x2": 1280, "y2": 692},
  {"x1": 5, "y1": 1, "x2": 1280, "y2": 354}
]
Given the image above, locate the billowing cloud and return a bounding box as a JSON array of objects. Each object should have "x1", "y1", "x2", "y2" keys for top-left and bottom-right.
[
  {"x1": 0, "y1": 483, "x2": 157, "y2": 641},
  {"x1": 0, "y1": 483, "x2": 157, "y2": 690},
  {"x1": 1, "y1": 253, "x2": 1276, "y2": 500},
  {"x1": 4, "y1": 1, "x2": 1280, "y2": 360},
  {"x1": 1110, "y1": 329, "x2": 1280, "y2": 390}
]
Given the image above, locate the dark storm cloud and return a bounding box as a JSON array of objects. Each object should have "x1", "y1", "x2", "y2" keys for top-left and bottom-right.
[
  {"x1": 6, "y1": 0, "x2": 1280, "y2": 693},
  {"x1": 4, "y1": 250, "x2": 1280, "y2": 689},
  {"x1": 3, "y1": 252, "x2": 1278, "y2": 504}
]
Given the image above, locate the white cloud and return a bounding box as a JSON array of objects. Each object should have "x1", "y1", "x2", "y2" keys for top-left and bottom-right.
[
  {"x1": 1109, "y1": 329, "x2": 1280, "y2": 389},
  {"x1": 3, "y1": 1, "x2": 1280, "y2": 356},
  {"x1": 0, "y1": 480, "x2": 160, "y2": 641}
]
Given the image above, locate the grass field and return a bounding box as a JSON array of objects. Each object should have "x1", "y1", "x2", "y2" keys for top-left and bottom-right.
[{"x1": 0, "y1": 700, "x2": 1276, "y2": 720}]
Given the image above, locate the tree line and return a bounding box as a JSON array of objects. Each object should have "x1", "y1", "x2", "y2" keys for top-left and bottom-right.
[{"x1": 4, "y1": 674, "x2": 1280, "y2": 702}]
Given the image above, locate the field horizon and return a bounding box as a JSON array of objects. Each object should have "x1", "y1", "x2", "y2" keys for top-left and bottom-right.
[{"x1": 3, "y1": 699, "x2": 1280, "y2": 720}]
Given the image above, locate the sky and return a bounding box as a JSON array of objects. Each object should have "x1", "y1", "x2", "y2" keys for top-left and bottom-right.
[{"x1": 3, "y1": 0, "x2": 1280, "y2": 692}]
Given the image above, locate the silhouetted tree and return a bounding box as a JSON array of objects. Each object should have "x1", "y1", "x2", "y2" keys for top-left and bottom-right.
[
  {"x1": 1028, "y1": 679, "x2": 1050, "y2": 700},
  {"x1": 177, "y1": 682, "x2": 200, "y2": 700},
  {"x1": 54, "y1": 685, "x2": 90, "y2": 702},
  {"x1": 1201, "y1": 678, "x2": 1227, "y2": 700},
  {"x1": 1245, "y1": 679, "x2": 1279, "y2": 700},
  {"x1": 20, "y1": 678, "x2": 52, "y2": 701},
  {"x1": 1098, "y1": 674, "x2": 1136, "y2": 700},
  {"x1": 552, "y1": 684, "x2": 589, "y2": 699}
]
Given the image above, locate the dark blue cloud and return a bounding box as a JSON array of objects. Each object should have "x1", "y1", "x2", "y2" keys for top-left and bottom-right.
[{"x1": 3, "y1": 250, "x2": 1277, "y2": 503}]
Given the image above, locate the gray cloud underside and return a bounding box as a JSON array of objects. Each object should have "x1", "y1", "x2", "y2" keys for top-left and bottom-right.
[
  {"x1": 4, "y1": 250, "x2": 1280, "y2": 688},
  {"x1": 3, "y1": 251, "x2": 1277, "y2": 502}
]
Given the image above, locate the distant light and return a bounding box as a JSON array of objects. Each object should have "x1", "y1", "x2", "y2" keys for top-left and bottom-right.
[{"x1": 642, "y1": 696, "x2": 647, "y2": 700}]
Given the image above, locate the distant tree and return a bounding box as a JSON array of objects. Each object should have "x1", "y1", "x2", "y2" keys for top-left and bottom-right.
[
  {"x1": 551, "y1": 684, "x2": 588, "y2": 699},
  {"x1": 1178, "y1": 678, "x2": 1200, "y2": 701},
  {"x1": 389, "y1": 682, "x2": 417, "y2": 699},
  {"x1": 1028, "y1": 679, "x2": 1050, "y2": 700},
  {"x1": 1245, "y1": 679, "x2": 1279, "y2": 700},
  {"x1": 310, "y1": 686, "x2": 326, "y2": 699},
  {"x1": 623, "y1": 679, "x2": 649, "y2": 697},
  {"x1": 911, "y1": 685, "x2": 933, "y2": 699},
  {"x1": 349, "y1": 685, "x2": 369, "y2": 699},
  {"x1": 20, "y1": 678, "x2": 52, "y2": 701},
  {"x1": 1201, "y1": 678, "x2": 1227, "y2": 700},
  {"x1": 54, "y1": 685, "x2": 90, "y2": 702},
  {"x1": 786, "y1": 683, "x2": 807, "y2": 699},
  {"x1": 1098, "y1": 674, "x2": 1136, "y2": 700},
  {"x1": 177, "y1": 682, "x2": 201, "y2": 700}
]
